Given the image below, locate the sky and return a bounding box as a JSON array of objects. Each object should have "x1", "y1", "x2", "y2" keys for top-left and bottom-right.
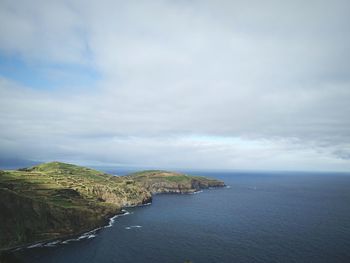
[{"x1": 0, "y1": 0, "x2": 350, "y2": 171}]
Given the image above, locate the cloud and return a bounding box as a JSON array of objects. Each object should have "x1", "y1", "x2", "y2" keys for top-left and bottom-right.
[{"x1": 0, "y1": 0, "x2": 349, "y2": 171}]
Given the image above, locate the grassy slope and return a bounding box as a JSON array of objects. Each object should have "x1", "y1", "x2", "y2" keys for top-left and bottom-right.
[
  {"x1": 0, "y1": 162, "x2": 151, "y2": 250},
  {"x1": 0, "y1": 162, "x2": 224, "y2": 250}
]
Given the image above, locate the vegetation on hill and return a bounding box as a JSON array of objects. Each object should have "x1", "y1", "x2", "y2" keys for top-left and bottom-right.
[
  {"x1": 0, "y1": 162, "x2": 224, "y2": 251},
  {"x1": 128, "y1": 170, "x2": 225, "y2": 194}
]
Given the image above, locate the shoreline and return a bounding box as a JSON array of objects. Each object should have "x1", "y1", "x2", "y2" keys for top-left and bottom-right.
[
  {"x1": 2, "y1": 211, "x2": 126, "y2": 253},
  {"x1": 4, "y1": 186, "x2": 224, "y2": 253},
  {"x1": 5, "y1": 200, "x2": 155, "y2": 253}
]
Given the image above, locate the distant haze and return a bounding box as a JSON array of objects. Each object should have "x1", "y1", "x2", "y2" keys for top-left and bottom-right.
[{"x1": 0, "y1": 0, "x2": 350, "y2": 171}]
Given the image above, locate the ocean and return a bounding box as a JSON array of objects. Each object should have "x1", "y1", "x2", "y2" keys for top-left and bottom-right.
[{"x1": 12, "y1": 171, "x2": 350, "y2": 263}]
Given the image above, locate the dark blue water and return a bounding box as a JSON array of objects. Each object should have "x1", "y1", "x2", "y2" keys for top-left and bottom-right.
[{"x1": 15, "y1": 172, "x2": 350, "y2": 263}]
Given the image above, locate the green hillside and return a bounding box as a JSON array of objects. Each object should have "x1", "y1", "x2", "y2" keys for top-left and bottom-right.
[{"x1": 0, "y1": 162, "x2": 224, "y2": 251}]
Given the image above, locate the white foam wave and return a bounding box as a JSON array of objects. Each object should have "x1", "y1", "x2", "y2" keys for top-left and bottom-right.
[
  {"x1": 104, "y1": 215, "x2": 118, "y2": 229},
  {"x1": 44, "y1": 240, "x2": 61, "y2": 247},
  {"x1": 27, "y1": 242, "x2": 44, "y2": 249},
  {"x1": 104, "y1": 210, "x2": 131, "y2": 228},
  {"x1": 125, "y1": 225, "x2": 142, "y2": 230}
]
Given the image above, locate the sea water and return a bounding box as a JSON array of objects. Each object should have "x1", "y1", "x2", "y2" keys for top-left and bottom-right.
[{"x1": 13, "y1": 171, "x2": 350, "y2": 263}]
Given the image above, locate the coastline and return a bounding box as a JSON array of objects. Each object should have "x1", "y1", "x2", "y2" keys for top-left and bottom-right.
[
  {"x1": 1, "y1": 209, "x2": 123, "y2": 253},
  {"x1": 5, "y1": 186, "x2": 223, "y2": 253},
  {"x1": 0, "y1": 163, "x2": 225, "y2": 253},
  {"x1": 4, "y1": 197, "x2": 154, "y2": 253}
]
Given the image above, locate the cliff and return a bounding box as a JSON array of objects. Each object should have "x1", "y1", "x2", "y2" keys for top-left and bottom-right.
[
  {"x1": 128, "y1": 170, "x2": 225, "y2": 194},
  {"x1": 0, "y1": 162, "x2": 224, "y2": 251}
]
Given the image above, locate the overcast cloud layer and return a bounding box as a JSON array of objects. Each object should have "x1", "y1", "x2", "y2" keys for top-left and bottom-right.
[{"x1": 0, "y1": 0, "x2": 350, "y2": 171}]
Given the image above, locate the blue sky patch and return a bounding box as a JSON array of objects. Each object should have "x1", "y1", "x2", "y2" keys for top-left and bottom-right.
[{"x1": 0, "y1": 52, "x2": 100, "y2": 90}]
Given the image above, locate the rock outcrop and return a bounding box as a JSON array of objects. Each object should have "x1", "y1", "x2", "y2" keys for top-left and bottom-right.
[{"x1": 128, "y1": 170, "x2": 225, "y2": 194}]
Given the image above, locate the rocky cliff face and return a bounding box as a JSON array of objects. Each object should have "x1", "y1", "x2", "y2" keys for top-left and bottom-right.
[
  {"x1": 190, "y1": 178, "x2": 225, "y2": 190},
  {"x1": 0, "y1": 163, "x2": 224, "y2": 251},
  {"x1": 0, "y1": 188, "x2": 114, "y2": 250},
  {"x1": 128, "y1": 170, "x2": 225, "y2": 194}
]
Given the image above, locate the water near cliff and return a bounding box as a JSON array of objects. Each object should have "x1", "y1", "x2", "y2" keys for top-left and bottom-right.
[{"x1": 14, "y1": 171, "x2": 350, "y2": 263}]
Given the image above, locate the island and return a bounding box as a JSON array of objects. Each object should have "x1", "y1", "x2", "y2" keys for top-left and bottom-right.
[{"x1": 0, "y1": 162, "x2": 224, "y2": 251}]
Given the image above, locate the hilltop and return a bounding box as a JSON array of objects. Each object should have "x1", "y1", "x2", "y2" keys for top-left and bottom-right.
[{"x1": 0, "y1": 162, "x2": 224, "y2": 251}]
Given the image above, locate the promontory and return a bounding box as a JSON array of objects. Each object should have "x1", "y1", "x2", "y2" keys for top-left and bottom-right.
[{"x1": 0, "y1": 162, "x2": 224, "y2": 251}]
